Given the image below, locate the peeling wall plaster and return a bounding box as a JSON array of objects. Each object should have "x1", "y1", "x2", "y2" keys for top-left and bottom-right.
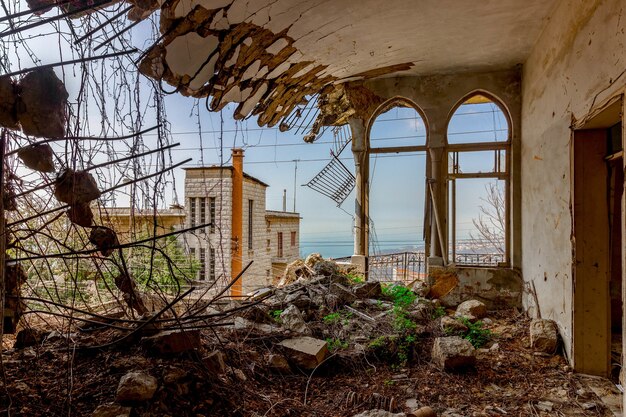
[{"x1": 521, "y1": 0, "x2": 626, "y2": 361}]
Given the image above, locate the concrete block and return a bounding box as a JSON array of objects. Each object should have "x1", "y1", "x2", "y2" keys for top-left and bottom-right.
[{"x1": 278, "y1": 336, "x2": 328, "y2": 369}]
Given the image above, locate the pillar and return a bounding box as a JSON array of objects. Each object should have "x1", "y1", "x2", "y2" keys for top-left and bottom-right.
[
  {"x1": 231, "y1": 148, "x2": 244, "y2": 297},
  {"x1": 350, "y1": 118, "x2": 369, "y2": 274}
]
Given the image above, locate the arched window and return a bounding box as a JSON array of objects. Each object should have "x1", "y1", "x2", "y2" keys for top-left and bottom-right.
[
  {"x1": 369, "y1": 98, "x2": 427, "y2": 151},
  {"x1": 446, "y1": 93, "x2": 510, "y2": 266},
  {"x1": 366, "y1": 98, "x2": 428, "y2": 282}
]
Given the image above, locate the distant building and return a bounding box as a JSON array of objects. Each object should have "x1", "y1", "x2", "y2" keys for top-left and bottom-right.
[
  {"x1": 100, "y1": 206, "x2": 186, "y2": 243},
  {"x1": 101, "y1": 150, "x2": 300, "y2": 294},
  {"x1": 182, "y1": 149, "x2": 300, "y2": 294}
]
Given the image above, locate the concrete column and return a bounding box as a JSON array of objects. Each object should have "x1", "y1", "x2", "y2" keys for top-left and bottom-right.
[
  {"x1": 350, "y1": 118, "x2": 369, "y2": 274},
  {"x1": 428, "y1": 145, "x2": 446, "y2": 266},
  {"x1": 231, "y1": 148, "x2": 244, "y2": 297}
]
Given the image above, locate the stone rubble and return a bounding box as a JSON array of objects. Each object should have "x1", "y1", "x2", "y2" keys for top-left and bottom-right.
[
  {"x1": 530, "y1": 318, "x2": 558, "y2": 354},
  {"x1": 454, "y1": 299, "x2": 487, "y2": 321},
  {"x1": 115, "y1": 371, "x2": 158, "y2": 403},
  {"x1": 431, "y1": 336, "x2": 477, "y2": 371}
]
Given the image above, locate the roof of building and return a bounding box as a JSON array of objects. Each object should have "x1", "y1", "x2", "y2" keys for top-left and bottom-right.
[
  {"x1": 184, "y1": 166, "x2": 269, "y2": 187},
  {"x1": 265, "y1": 210, "x2": 301, "y2": 219},
  {"x1": 101, "y1": 207, "x2": 186, "y2": 218}
]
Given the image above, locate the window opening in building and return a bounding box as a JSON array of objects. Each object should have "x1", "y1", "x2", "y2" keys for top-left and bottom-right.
[
  {"x1": 199, "y1": 248, "x2": 206, "y2": 280},
  {"x1": 291, "y1": 231, "x2": 296, "y2": 247},
  {"x1": 368, "y1": 98, "x2": 427, "y2": 282},
  {"x1": 209, "y1": 197, "x2": 216, "y2": 233},
  {"x1": 190, "y1": 198, "x2": 197, "y2": 228},
  {"x1": 446, "y1": 94, "x2": 510, "y2": 266},
  {"x1": 199, "y1": 197, "x2": 206, "y2": 232},
  {"x1": 209, "y1": 247, "x2": 215, "y2": 281},
  {"x1": 278, "y1": 232, "x2": 283, "y2": 258},
  {"x1": 248, "y1": 200, "x2": 254, "y2": 250}
]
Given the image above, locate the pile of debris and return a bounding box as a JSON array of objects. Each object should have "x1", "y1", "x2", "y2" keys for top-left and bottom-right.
[{"x1": 1, "y1": 254, "x2": 614, "y2": 417}]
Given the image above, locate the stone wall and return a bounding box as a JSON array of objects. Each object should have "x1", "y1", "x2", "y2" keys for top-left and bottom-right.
[
  {"x1": 266, "y1": 213, "x2": 300, "y2": 282},
  {"x1": 241, "y1": 179, "x2": 272, "y2": 293}
]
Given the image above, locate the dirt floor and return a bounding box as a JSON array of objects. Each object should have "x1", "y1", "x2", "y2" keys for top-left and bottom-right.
[{"x1": 0, "y1": 307, "x2": 619, "y2": 417}]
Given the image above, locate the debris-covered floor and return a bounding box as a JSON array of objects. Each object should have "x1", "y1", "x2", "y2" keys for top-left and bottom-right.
[{"x1": 0, "y1": 259, "x2": 621, "y2": 417}]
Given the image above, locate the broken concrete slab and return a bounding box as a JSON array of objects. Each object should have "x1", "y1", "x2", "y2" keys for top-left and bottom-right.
[
  {"x1": 431, "y1": 336, "x2": 476, "y2": 371},
  {"x1": 203, "y1": 350, "x2": 226, "y2": 374},
  {"x1": 141, "y1": 329, "x2": 201, "y2": 354},
  {"x1": 115, "y1": 371, "x2": 158, "y2": 403},
  {"x1": 353, "y1": 281, "x2": 382, "y2": 298},
  {"x1": 440, "y1": 316, "x2": 468, "y2": 334},
  {"x1": 267, "y1": 353, "x2": 291, "y2": 373},
  {"x1": 329, "y1": 282, "x2": 357, "y2": 304},
  {"x1": 280, "y1": 304, "x2": 311, "y2": 334},
  {"x1": 529, "y1": 318, "x2": 558, "y2": 354},
  {"x1": 278, "y1": 336, "x2": 328, "y2": 369}
]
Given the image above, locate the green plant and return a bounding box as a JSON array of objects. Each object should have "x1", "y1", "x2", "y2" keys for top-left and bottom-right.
[
  {"x1": 382, "y1": 284, "x2": 417, "y2": 309},
  {"x1": 433, "y1": 306, "x2": 446, "y2": 319},
  {"x1": 323, "y1": 312, "x2": 342, "y2": 324},
  {"x1": 459, "y1": 317, "x2": 492, "y2": 348},
  {"x1": 383, "y1": 379, "x2": 395, "y2": 386},
  {"x1": 392, "y1": 307, "x2": 417, "y2": 332},
  {"x1": 368, "y1": 336, "x2": 387, "y2": 350},
  {"x1": 346, "y1": 272, "x2": 365, "y2": 284},
  {"x1": 323, "y1": 310, "x2": 353, "y2": 325},
  {"x1": 270, "y1": 309, "x2": 283, "y2": 322},
  {"x1": 325, "y1": 338, "x2": 348, "y2": 351}
]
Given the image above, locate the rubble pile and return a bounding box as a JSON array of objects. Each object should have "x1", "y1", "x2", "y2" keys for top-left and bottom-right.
[{"x1": 0, "y1": 254, "x2": 612, "y2": 416}]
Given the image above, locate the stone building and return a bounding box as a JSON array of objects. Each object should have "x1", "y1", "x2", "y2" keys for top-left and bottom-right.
[{"x1": 182, "y1": 149, "x2": 300, "y2": 294}]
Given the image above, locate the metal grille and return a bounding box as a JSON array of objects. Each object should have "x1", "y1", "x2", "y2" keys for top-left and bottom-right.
[{"x1": 304, "y1": 155, "x2": 355, "y2": 206}]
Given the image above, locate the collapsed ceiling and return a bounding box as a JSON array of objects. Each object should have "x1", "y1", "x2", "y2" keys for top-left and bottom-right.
[{"x1": 136, "y1": 0, "x2": 557, "y2": 133}]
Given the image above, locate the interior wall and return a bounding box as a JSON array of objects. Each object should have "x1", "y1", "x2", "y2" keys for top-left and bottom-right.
[{"x1": 521, "y1": 0, "x2": 626, "y2": 361}]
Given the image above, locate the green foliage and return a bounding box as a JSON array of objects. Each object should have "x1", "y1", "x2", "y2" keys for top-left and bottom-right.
[
  {"x1": 325, "y1": 338, "x2": 348, "y2": 351},
  {"x1": 459, "y1": 317, "x2": 492, "y2": 348},
  {"x1": 270, "y1": 309, "x2": 284, "y2": 321},
  {"x1": 368, "y1": 336, "x2": 387, "y2": 350},
  {"x1": 323, "y1": 312, "x2": 341, "y2": 324},
  {"x1": 381, "y1": 284, "x2": 417, "y2": 309},
  {"x1": 433, "y1": 306, "x2": 446, "y2": 319},
  {"x1": 126, "y1": 234, "x2": 199, "y2": 291},
  {"x1": 346, "y1": 273, "x2": 364, "y2": 284},
  {"x1": 323, "y1": 310, "x2": 352, "y2": 325},
  {"x1": 383, "y1": 379, "x2": 395, "y2": 386},
  {"x1": 392, "y1": 306, "x2": 417, "y2": 332}
]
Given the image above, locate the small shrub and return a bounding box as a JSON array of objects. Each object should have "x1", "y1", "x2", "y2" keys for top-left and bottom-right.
[
  {"x1": 323, "y1": 312, "x2": 342, "y2": 324},
  {"x1": 368, "y1": 336, "x2": 387, "y2": 350},
  {"x1": 325, "y1": 338, "x2": 348, "y2": 351},
  {"x1": 392, "y1": 307, "x2": 417, "y2": 332},
  {"x1": 382, "y1": 284, "x2": 417, "y2": 309},
  {"x1": 459, "y1": 317, "x2": 492, "y2": 348},
  {"x1": 432, "y1": 305, "x2": 446, "y2": 318},
  {"x1": 270, "y1": 309, "x2": 283, "y2": 322},
  {"x1": 347, "y1": 273, "x2": 364, "y2": 284}
]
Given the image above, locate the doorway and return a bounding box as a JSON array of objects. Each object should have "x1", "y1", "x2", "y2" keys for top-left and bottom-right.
[{"x1": 572, "y1": 99, "x2": 623, "y2": 378}]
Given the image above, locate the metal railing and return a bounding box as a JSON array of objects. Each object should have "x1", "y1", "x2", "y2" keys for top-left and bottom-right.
[{"x1": 335, "y1": 250, "x2": 505, "y2": 283}]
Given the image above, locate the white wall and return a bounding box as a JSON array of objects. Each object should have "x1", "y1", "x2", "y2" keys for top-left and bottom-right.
[{"x1": 521, "y1": 0, "x2": 626, "y2": 360}]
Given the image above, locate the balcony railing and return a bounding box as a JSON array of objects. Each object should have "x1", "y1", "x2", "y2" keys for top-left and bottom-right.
[{"x1": 334, "y1": 250, "x2": 505, "y2": 283}]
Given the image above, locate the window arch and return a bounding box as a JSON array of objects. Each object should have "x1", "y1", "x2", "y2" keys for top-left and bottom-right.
[
  {"x1": 368, "y1": 97, "x2": 428, "y2": 151},
  {"x1": 445, "y1": 92, "x2": 511, "y2": 267}
]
